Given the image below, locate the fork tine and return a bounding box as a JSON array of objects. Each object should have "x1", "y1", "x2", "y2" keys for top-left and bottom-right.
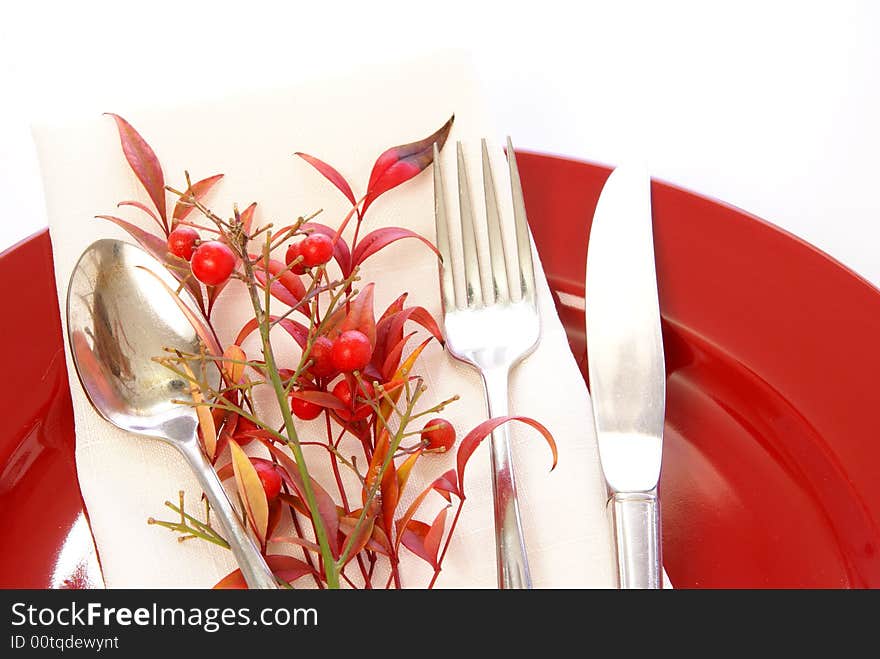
[
  {"x1": 481, "y1": 139, "x2": 510, "y2": 304},
  {"x1": 457, "y1": 142, "x2": 484, "y2": 308},
  {"x1": 506, "y1": 136, "x2": 536, "y2": 305},
  {"x1": 433, "y1": 143, "x2": 457, "y2": 311}
]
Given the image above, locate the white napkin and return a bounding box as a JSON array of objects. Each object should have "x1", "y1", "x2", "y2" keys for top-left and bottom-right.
[{"x1": 34, "y1": 51, "x2": 616, "y2": 588}]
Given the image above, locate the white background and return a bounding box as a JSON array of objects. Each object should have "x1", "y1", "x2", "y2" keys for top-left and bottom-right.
[{"x1": 2, "y1": 1, "x2": 879, "y2": 285}]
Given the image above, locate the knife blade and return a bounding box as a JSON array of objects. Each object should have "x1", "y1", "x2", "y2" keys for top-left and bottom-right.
[{"x1": 585, "y1": 163, "x2": 665, "y2": 589}]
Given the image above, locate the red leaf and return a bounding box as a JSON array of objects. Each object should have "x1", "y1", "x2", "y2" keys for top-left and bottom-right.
[
  {"x1": 194, "y1": 393, "x2": 219, "y2": 461},
  {"x1": 228, "y1": 439, "x2": 269, "y2": 544},
  {"x1": 380, "y1": 453, "x2": 399, "y2": 535},
  {"x1": 261, "y1": 440, "x2": 340, "y2": 558},
  {"x1": 118, "y1": 200, "x2": 164, "y2": 234},
  {"x1": 252, "y1": 257, "x2": 308, "y2": 314},
  {"x1": 239, "y1": 201, "x2": 258, "y2": 233},
  {"x1": 378, "y1": 337, "x2": 431, "y2": 421},
  {"x1": 172, "y1": 173, "x2": 224, "y2": 225},
  {"x1": 362, "y1": 362, "x2": 383, "y2": 381},
  {"x1": 362, "y1": 114, "x2": 454, "y2": 215},
  {"x1": 295, "y1": 152, "x2": 357, "y2": 206},
  {"x1": 105, "y1": 114, "x2": 167, "y2": 225},
  {"x1": 361, "y1": 429, "x2": 399, "y2": 534},
  {"x1": 222, "y1": 345, "x2": 247, "y2": 385},
  {"x1": 97, "y1": 213, "x2": 165, "y2": 255},
  {"x1": 97, "y1": 214, "x2": 206, "y2": 314},
  {"x1": 382, "y1": 306, "x2": 444, "y2": 360},
  {"x1": 251, "y1": 274, "x2": 295, "y2": 307},
  {"x1": 394, "y1": 482, "x2": 435, "y2": 552},
  {"x1": 303, "y1": 222, "x2": 352, "y2": 276},
  {"x1": 457, "y1": 417, "x2": 558, "y2": 499},
  {"x1": 381, "y1": 331, "x2": 416, "y2": 380},
  {"x1": 337, "y1": 513, "x2": 376, "y2": 566},
  {"x1": 237, "y1": 428, "x2": 276, "y2": 444},
  {"x1": 400, "y1": 504, "x2": 448, "y2": 569},
  {"x1": 338, "y1": 509, "x2": 391, "y2": 556},
  {"x1": 213, "y1": 555, "x2": 314, "y2": 589},
  {"x1": 374, "y1": 306, "x2": 440, "y2": 369},
  {"x1": 270, "y1": 535, "x2": 322, "y2": 554},
  {"x1": 290, "y1": 389, "x2": 348, "y2": 411},
  {"x1": 216, "y1": 461, "x2": 234, "y2": 481},
  {"x1": 366, "y1": 522, "x2": 393, "y2": 556},
  {"x1": 406, "y1": 306, "x2": 444, "y2": 344},
  {"x1": 266, "y1": 498, "x2": 283, "y2": 541},
  {"x1": 268, "y1": 555, "x2": 316, "y2": 584},
  {"x1": 277, "y1": 492, "x2": 308, "y2": 517},
  {"x1": 373, "y1": 296, "x2": 408, "y2": 366},
  {"x1": 352, "y1": 227, "x2": 439, "y2": 267},
  {"x1": 425, "y1": 506, "x2": 449, "y2": 567},
  {"x1": 324, "y1": 282, "x2": 376, "y2": 347},
  {"x1": 342, "y1": 282, "x2": 376, "y2": 345},
  {"x1": 432, "y1": 469, "x2": 460, "y2": 501},
  {"x1": 234, "y1": 316, "x2": 309, "y2": 349},
  {"x1": 379, "y1": 293, "x2": 408, "y2": 324},
  {"x1": 278, "y1": 319, "x2": 310, "y2": 348},
  {"x1": 396, "y1": 449, "x2": 423, "y2": 498},
  {"x1": 204, "y1": 273, "x2": 228, "y2": 317},
  {"x1": 400, "y1": 520, "x2": 434, "y2": 566}
]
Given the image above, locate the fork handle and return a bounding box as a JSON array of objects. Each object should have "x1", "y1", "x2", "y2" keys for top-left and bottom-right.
[{"x1": 482, "y1": 366, "x2": 533, "y2": 589}]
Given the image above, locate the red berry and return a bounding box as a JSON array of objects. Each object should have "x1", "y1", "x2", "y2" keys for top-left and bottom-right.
[
  {"x1": 167, "y1": 226, "x2": 199, "y2": 261},
  {"x1": 251, "y1": 458, "x2": 282, "y2": 501},
  {"x1": 332, "y1": 379, "x2": 375, "y2": 421},
  {"x1": 331, "y1": 330, "x2": 372, "y2": 373},
  {"x1": 421, "y1": 418, "x2": 456, "y2": 453},
  {"x1": 191, "y1": 240, "x2": 236, "y2": 286},
  {"x1": 309, "y1": 336, "x2": 335, "y2": 378},
  {"x1": 300, "y1": 233, "x2": 334, "y2": 267},
  {"x1": 285, "y1": 241, "x2": 308, "y2": 275},
  {"x1": 291, "y1": 394, "x2": 323, "y2": 420}
]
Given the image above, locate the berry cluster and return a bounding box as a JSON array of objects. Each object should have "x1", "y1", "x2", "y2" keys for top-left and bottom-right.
[
  {"x1": 167, "y1": 226, "x2": 237, "y2": 286},
  {"x1": 167, "y1": 225, "x2": 339, "y2": 289}
]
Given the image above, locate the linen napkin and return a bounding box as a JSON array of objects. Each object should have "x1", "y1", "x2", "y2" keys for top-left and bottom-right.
[{"x1": 34, "y1": 51, "x2": 616, "y2": 588}]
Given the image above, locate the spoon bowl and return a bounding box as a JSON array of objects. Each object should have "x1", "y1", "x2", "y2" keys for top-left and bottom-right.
[
  {"x1": 67, "y1": 239, "x2": 277, "y2": 589},
  {"x1": 67, "y1": 239, "x2": 201, "y2": 442}
]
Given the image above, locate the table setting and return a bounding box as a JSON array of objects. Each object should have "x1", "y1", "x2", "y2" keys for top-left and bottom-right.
[{"x1": 2, "y1": 42, "x2": 880, "y2": 589}]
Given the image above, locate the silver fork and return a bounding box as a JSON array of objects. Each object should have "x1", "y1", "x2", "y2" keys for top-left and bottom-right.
[{"x1": 433, "y1": 138, "x2": 540, "y2": 589}]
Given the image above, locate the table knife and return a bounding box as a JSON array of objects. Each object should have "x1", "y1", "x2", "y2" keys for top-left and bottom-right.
[{"x1": 585, "y1": 163, "x2": 665, "y2": 589}]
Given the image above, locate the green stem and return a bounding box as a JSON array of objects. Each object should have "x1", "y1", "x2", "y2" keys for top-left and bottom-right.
[
  {"x1": 149, "y1": 519, "x2": 230, "y2": 548},
  {"x1": 163, "y1": 500, "x2": 227, "y2": 543},
  {"x1": 240, "y1": 240, "x2": 340, "y2": 589}
]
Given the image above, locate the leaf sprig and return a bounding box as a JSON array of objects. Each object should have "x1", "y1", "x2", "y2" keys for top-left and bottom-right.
[{"x1": 99, "y1": 114, "x2": 557, "y2": 589}]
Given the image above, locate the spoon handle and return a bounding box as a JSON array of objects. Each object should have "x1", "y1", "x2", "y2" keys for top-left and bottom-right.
[{"x1": 178, "y1": 440, "x2": 279, "y2": 589}]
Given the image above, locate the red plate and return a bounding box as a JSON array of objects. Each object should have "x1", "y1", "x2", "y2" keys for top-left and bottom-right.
[{"x1": 2, "y1": 152, "x2": 879, "y2": 588}]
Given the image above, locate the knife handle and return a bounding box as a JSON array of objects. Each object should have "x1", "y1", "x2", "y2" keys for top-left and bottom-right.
[{"x1": 609, "y1": 490, "x2": 662, "y2": 589}]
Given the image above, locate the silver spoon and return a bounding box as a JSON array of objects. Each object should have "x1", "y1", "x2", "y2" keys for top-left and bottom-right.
[{"x1": 66, "y1": 238, "x2": 278, "y2": 589}]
